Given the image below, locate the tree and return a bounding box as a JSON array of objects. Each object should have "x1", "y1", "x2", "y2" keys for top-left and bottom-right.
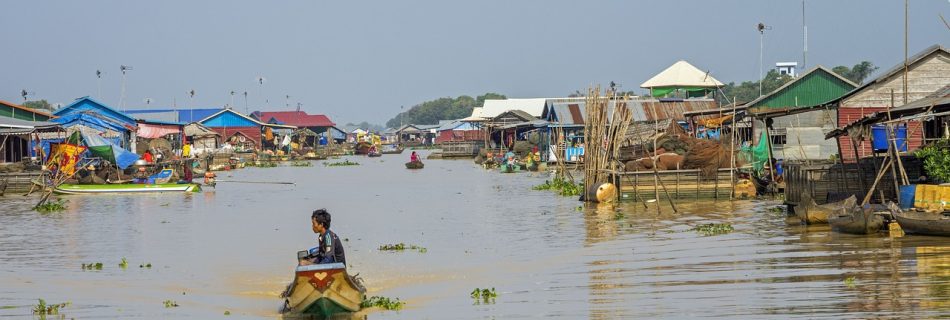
[
  {"x1": 386, "y1": 93, "x2": 506, "y2": 128},
  {"x1": 22, "y1": 100, "x2": 53, "y2": 112},
  {"x1": 831, "y1": 61, "x2": 878, "y2": 84},
  {"x1": 718, "y1": 70, "x2": 794, "y2": 105}
]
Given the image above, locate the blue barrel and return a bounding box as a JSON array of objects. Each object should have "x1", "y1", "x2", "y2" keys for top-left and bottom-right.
[
  {"x1": 899, "y1": 185, "x2": 916, "y2": 210},
  {"x1": 775, "y1": 159, "x2": 784, "y2": 176},
  {"x1": 871, "y1": 125, "x2": 907, "y2": 152}
]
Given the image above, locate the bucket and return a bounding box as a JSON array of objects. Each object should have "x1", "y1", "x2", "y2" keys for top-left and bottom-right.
[
  {"x1": 899, "y1": 184, "x2": 916, "y2": 210},
  {"x1": 871, "y1": 125, "x2": 907, "y2": 152}
]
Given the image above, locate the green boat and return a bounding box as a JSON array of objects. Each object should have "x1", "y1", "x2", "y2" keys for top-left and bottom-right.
[
  {"x1": 500, "y1": 163, "x2": 521, "y2": 173},
  {"x1": 282, "y1": 262, "x2": 365, "y2": 317},
  {"x1": 54, "y1": 183, "x2": 201, "y2": 195}
]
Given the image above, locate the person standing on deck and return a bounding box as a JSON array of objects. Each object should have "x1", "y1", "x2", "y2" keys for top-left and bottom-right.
[{"x1": 300, "y1": 209, "x2": 346, "y2": 266}]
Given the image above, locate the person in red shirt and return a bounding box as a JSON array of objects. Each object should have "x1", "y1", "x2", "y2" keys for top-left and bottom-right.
[{"x1": 142, "y1": 150, "x2": 153, "y2": 163}]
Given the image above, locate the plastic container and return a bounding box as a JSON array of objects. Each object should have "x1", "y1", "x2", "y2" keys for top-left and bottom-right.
[
  {"x1": 871, "y1": 125, "x2": 907, "y2": 152},
  {"x1": 899, "y1": 184, "x2": 916, "y2": 210}
]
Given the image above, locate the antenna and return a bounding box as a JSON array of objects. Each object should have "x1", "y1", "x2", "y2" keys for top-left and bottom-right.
[
  {"x1": 21, "y1": 89, "x2": 28, "y2": 101},
  {"x1": 144, "y1": 97, "x2": 153, "y2": 106},
  {"x1": 96, "y1": 69, "x2": 103, "y2": 98},
  {"x1": 802, "y1": 0, "x2": 807, "y2": 69},
  {"x1": 119, "y1": 65, "x2": 133, "y2": 110},
  {"x1": 757, "y1": 22, "x2": 772, "y2": 97}
]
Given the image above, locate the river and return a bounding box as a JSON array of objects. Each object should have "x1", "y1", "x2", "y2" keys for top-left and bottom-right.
[{"x1": 1, "y1": 150, "x2": 949, "y2": 319}]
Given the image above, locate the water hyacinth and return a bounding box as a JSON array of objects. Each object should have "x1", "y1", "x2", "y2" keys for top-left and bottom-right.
[{"x1": 360, "y1": 296, "x2": 404, "y2": 310}]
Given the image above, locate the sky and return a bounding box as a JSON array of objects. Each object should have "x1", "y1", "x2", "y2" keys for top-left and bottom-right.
[{"x1": 1, "y1": 0, "x2": 948, "y2": 126}]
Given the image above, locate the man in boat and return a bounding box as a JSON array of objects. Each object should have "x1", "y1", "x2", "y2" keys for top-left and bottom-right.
[{"x1": 300, "y1": 209, "x2": 346, "y2": 266}]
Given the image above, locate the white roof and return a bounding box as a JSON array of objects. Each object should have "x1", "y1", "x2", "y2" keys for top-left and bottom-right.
[
  {"x1": 479, "y1": 98, "x2": 548, "y2": 118},
  {"x1": 640, "y1": 60, "x2": 724, "y2": 88},
  {"x1": 460, "y1": 107, "x2": 484, "y2": 122},
  {"x1": 351, "y1": 128, "x2": 367, "y2": 134}
]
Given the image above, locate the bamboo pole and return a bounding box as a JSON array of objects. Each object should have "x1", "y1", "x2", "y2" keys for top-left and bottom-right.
[{"x1": 862, "y1": 157, "x2": 893, "y2": 206}]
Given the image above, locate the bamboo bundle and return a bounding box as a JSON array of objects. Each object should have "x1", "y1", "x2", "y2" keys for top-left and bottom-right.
[{"x1": 582, "y1": 86, "x2": 633, "y2": 199}]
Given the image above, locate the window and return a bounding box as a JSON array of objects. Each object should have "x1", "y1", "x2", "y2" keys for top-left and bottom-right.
[{"x1": 770, "y1": 133, "x2": 787, "y2": 145}]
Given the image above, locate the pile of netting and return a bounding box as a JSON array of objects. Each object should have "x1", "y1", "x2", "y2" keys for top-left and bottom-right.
[{"x1": 643, "y1": 122, "x2": 755, "y2": 177}]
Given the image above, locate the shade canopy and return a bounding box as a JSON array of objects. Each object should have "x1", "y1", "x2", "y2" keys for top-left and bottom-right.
[{"x1": 640, "y1": 60, "x2": 723, "y2": 97}]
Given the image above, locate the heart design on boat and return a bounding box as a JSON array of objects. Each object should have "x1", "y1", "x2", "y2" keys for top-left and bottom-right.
[{"x1": 314, "y1": 272, "x2": 328, "y2": 281}]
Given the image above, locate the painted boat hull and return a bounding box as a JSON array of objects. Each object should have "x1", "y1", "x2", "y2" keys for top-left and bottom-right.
[
  {"x1": 829, "y1": 208, "x2": 886, "y2": 235},
  {"x1": 895, "y1": 211, "x2": 950, "y2": 236},
  {"x1": 283, "y1": 263, "x2": 365, "y2": 317},
  {"x1": 54, "y1": 183, "x2": 201, "y2": 195}
]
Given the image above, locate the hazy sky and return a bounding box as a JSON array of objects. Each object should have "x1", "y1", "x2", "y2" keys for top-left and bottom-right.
[{"x1": 2, "y1": 0, "x2": 948, "y2": 125}]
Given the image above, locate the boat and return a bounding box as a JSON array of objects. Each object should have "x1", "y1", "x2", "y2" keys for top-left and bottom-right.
[
  {"x1": 54, "y1": 183, "x2": 201, "y2": 195},
  {"x1": 500, "y1": 163, "x2": 521, "y2": 173},
  {"x1": 282, "y1": 262, "x2": 366, "y2": 317},
  {"x1": 894, "y1": 211, "x2": 950, "y2": 236},
  {"x1": 367, "y1": 152, "x2": 381, "y2": 157},
  {"x1": 828, "y1": 206, "x2": 886, "y2": 235},
  {"x1": 795, "y1": 193, "x2": 856, "y2": 225},
  {"x1": 380, "y1": 144, "x2": 404, "y2": 154},
  {"x1": 405, "y1": 161, "x2": 424, "y2": 169}
]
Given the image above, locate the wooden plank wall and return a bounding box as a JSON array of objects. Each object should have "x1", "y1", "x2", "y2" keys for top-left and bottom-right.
[
  {"x1": 784, "y1": 156, "x2": 923, "y2": 205},
  {"x1": 0, "y1": 172, "x2": 43, "y2": 193},
  {"x1": 613, "y1": 168, "x2": 736, "y2": 201}
]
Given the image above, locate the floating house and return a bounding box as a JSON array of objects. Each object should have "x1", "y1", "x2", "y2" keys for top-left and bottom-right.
[
  {"x1": 745, "y1": 66, "x2": 858, "y2": 162},
  {"x1": 52, "y1": 97, "x2": 138, "y2": 148},
  {"x1": 252, "y1": 111, "x2": 345, "y2": 143},
  {"x1": 640, "y1": 60, "x2": 724, "y2": 98},
  {"x1": 0, "y1": 117, "x2": 62, "y2": 163},
  {"x1": 830, "y1": 44, "x2": 950, "y2": 162},
  {"x1": 198, "y1": 108, "x2": 295, "y2": 150},
  {"x1": 0, "y1": 100, "x2": 53, "y2": 121},
  {"x1": 434, "y1": 119, "x2": 481, "y2": 144}
]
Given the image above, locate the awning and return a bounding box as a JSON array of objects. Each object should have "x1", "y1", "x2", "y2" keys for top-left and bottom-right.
[{"x1": 137, "y1": 123, "x2": 181, "y2": 139}]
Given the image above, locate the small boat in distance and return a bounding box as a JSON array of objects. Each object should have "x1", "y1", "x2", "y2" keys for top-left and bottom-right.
[
  {"x1": 894, "y1": 211, "x2": 950, "y2": 237},
  {"x1": 381, "y1": 144, "x2": 404, "y2": 154},
  {"x1": 54, "y1": 183, "x2": 201, "y2": 195},
  {"x1": 405, "y1": 161, "x2": 424, "y2": 169},
  {"x1": 796, "y1": 193, "x2": 856, "y2": 225},
  {"x1": 282, "y1": 261, "x2": 365, "y2": 317}
]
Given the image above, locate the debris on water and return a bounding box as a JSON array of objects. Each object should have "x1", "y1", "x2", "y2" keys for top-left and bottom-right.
[
  {"x1": 690, "y1": 223, "x2": 734, "y2": 236},
  {"x1": 378, "y1": 243, "x2": 427, "y2": 253},
  {"x1": 360, "y1": 296, "x2": 404, "y2": 310}
]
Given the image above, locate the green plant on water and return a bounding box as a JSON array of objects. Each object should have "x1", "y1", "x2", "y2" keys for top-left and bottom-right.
[
  {"x1": 915, "y1": 140, "x2": 950, "y2": 183},
  {"x1": 224, "y1": 310, "x2": 231, "y2": 315},
  {"x1": 690, "y1": 223, "x2": 735, "y2": 236},
  {"x1": 34, "y1": 199, "x2": 68, "y2": 213},
  {"x1": 138, "y1": 263, "x2": 152, "y2": 269},
  {"x1": 471, "y1": 287, "x2": 498, "y2": 303},
  {"x1": 163, "y1": 300, "x2": 179, "y2": 308},
  {"x1": 324, "y1": 160, "x2": 360, "y2": 167},
  {"x1": 81, "y1": 262, "x2": 104, "y2": 270},
  {"x1": 378, "y1": 243, "x2": 426, "y2": 253},
  {"x1": 532, "y1": 177, "x2": 583, "y2": 197},
  {"x1": 613, "y1": 211, "x2": 625, "y2": 221},
  {"x1": 119, "y1": 258, "x2": 128, "y2": 269},
  {"x1": 844, "y1": 276, "x2": 856, "y2": 288},
  {"x1": 290, "y1": 161, "x2": 312, "y2": 167},
  {"x1": 766, "y1": 206, "x2": 785, "y2": 213},
  {"x1": 360, "y1": 296, "x2": 404, "y2": 310},
  {"x1": 32, "y1": 299, "x2": 69, "y2": 315}
]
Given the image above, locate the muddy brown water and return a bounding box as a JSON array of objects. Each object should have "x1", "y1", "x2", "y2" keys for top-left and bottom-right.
[{"x1": 1, "y1": 150, "x2": 949, "y2": 319}]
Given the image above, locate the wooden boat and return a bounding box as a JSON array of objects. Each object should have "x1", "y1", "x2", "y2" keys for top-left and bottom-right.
[
  {"x1": 405, "y1": 161, "x2": 424, "y2": 169},
  {"x1": 54, "y1": 183, "x2": 201, "y2": 195},
  {"x1": 500, "y1": 163, "x2": 520, "y2": 173},
  {"x1": 829, "y1": 206, "x2": 886, "y2": 235},
  {"x1": 367, "y1": 152, "x2": 382, "y2": 157},
  {"x1": 380, "y1": 144, "x2": 404, "y2": 154},
  {"x1": 282, "y1": 262, "x2": 365, "y2": 317},
  {"x1": 795, "y1": 193, "x2": 856, "y2": 225},
  {"x1": 894, "y1": 211, "x2": 950, "y2": 236}
]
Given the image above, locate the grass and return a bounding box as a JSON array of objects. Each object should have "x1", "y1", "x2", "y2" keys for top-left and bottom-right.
[
  {"x1": 360, "y1": 296, "x2": 404, "y2": 310},
  {"x1": 34, "y1": 199, "x2": 68, "y2": 213},
  {"x1": 324, "y1": 160, "x2": 360, "y2": 167},
  {"x1": 378, "y1": 243, "x2": 427, "y2": 253},
  {"x1": 690, "y1": 223, "x2": 735, "y2": 236},
  {"x1": 81, "y1": 262, "x2": 103, "y2": 270},
  {"x1": 532, "y1": 177, "x2": 583, "y2": 196},
  {"x1": 32, "y1": 299, "x2": 69, "y2": 315},
  {"x1": 163, "y1": 300, "x2": 179, "y2": 308}
]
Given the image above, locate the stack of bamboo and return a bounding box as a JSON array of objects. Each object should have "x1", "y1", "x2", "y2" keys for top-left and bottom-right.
[{"x1": 582, "y1": 86, "x2": 633, "y2": 196}]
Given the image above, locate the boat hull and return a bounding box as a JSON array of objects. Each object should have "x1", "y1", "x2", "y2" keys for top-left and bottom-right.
[
  {"x1": 284, "y1": 263, "x2": 365, "y2": 317},
  {"x1": 796, "y1": 194, "x2": 856, "y2": 225},
  {"x1": 894, "y1": 211, "x2": 950, "y2": 236},
  {"x1": 829, "y1": 208, "x2": 885, "y2": 235},
  {"x1": 54, "y1": 183, "x2": 201, "y2": 195},
  {"x1": 405, "y1": 161, "x2": 424, "y2": 169}
]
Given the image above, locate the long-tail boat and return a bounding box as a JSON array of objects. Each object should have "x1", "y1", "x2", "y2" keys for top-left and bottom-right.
[
  {"x1": 282, "y1": 261, "x2": 365, "y2": 317},
  {"x1": 894, "y1": 211, "x2": 950, "y2": 236}
]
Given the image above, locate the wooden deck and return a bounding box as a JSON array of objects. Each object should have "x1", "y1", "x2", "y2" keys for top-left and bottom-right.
[
  {"x1": 605, "y1": 168, "x2": 742, "y2": 201},
  {"x1": 0, "y1": 172, "x2": 44, "y2": 194}
]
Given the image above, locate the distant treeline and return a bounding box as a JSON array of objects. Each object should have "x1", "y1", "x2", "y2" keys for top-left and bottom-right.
[{"x1": 386, "y1": 93, "x2": 506, "y2": 128}]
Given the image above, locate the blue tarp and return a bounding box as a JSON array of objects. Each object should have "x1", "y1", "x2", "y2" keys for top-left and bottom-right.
[
  {"x1": 52, "y1": 113, "x2": 131, "y2": 134},
  {"x1": 81, "y1": 132, "x2": 140, "y2": 169}
]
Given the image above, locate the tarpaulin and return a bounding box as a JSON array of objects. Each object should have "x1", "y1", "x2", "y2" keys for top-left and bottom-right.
[
  {"x1": 137, "y1": 123, "x2": 181, "y2": 139},
  {"x1": 81, "y1": 131, "x2": 140, "y2": 169},
  {"x1": 51, "y1": 113, "x2": 132, "y2": 133},
  {"x1": 47, "y1": 143, "x2": 87, "y2": 176}
]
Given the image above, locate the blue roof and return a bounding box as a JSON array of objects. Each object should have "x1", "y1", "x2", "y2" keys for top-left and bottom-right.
[
  {"x1": 125, "y1": 108, "x2": 222, "y2": 123},
  {"x1": 200, "y1": 109, "x2": 262, "y2": 127},
  {"x1": 54, "y1": 97, "x2": 137, "y2": 129}
]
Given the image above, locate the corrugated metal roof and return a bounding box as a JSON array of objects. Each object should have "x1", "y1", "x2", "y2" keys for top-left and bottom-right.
[
  {"x1": 745, "y1": 66, "x2": 857, "y2": 113},
  {"x1": 54, "y1": 97, "x2": 137, "y2": 128},
  {"x1": 125, "y1": 108, "x2": 224, "y2": 123},
  {"x1": 480, "y1": 98, "x2": 547, "y2": 118},
  {"x1": 829, "y1": 44, "x2": 949, "y2": 105}
]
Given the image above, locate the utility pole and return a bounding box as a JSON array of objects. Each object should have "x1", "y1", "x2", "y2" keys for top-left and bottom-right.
[
  {"x1": 243, "y1": 91, "x2": 248, "y2": 114},
  {"x1": 903, "y1": 0, "x2": 909, "y2": 104},
  {"x1": 119, "y1": 65, "x2": 132, "y2": 110},
  {"x1": 802, "y1": 0, "x2": 807, "y2": 70},
  {"x1": 757, "y1": 22, "x2": 771, "y2": 97},
  {"x1": 96, "y1": 70, "x2": 102, "y2": 98}
]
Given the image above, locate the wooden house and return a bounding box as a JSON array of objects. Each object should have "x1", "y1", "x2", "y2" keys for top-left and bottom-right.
[{"x1": 0, "y1": 100, "x2": 53, "y2": 121}]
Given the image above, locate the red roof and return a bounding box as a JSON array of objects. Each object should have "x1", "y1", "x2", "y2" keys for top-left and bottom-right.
[{"x1": 256, "y1": 111, "x2": 336, "y2": 127}]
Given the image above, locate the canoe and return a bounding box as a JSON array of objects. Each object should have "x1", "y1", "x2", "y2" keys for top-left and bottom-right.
[
  {"x1": 828, "y1": 206, "x2": 886, "y2": 235},
  {"x1": 500, "y1": 163, "x2": 520, "y2": 173},
  {"x1": 894, "y1": 211, "x2": 950, "y2": 236},
  {"x1": 381, "y1": 145, "x2": 404, "y2": 154},
  {"x1": 405, "y1": 161, "x2": 424, "y2": 169},
  {"x1": 795, "y1": 193, "x2": 856, "y2": 225},
  {"x1": 54, "y1": 183, "x2": 201, "y2": 195},
  {"x1": 282, "y1": 262, "x2": 366, "y2": 317},
  {"x1": 367, "y1": 152, "x2": 382, "y2": 157}
]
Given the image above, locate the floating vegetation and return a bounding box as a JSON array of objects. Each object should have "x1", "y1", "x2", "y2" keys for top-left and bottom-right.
[
  {"x1": 32, "y1": 299, "x2": 69, "y2": 315},
  {"x1": 844, "y1": 276, "x2": 856, "y2": 288},
  {"x1": 690, "y1": 223, "x2": 735, "y2": 236},
  {"x1": 613, "y1": 211, "x2": 625, "y2": 221},
  {"x1": 34, "y1": 199, "x2": 68, "y2": 213},
  {"x1": 163, "y1": 300, "x2": 179, "y2": 308},
  {"x1": 247, "y1": 161, "x2": 278, "y2": 168},
  {"x1": 324, "y1": 160, "x2": 360, "y2": 167},
  {"x1": 81, "y1": 262, "x2": 104, "y2": 270},
  {"x1": 290, "y1": 161, "x2": 312, "y2": 167},
  {"x1": 532, "y1": 177, "x2": 582, "y2": 196},
  {"x1": 224, "y1": 310, "x2": 231, "y2": 315},
  {"x1": 766, "y1": 206, "x2": 785, "y2": 214},
  {"x1": 139, "y1": 263, "x2": 152, "y2": 268},
  {"x1": 378, "y1": 243, "x2": 427, "y2": 253},
  {"x1": 119, "y1": 257, "x2": 128, "y2": 269},
  {"x1": 360, "y1": 296, "x2": 404, "y2": 310},
  {"x1": 471, "y1": 287, "x2": 498, "y2": 303}
]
